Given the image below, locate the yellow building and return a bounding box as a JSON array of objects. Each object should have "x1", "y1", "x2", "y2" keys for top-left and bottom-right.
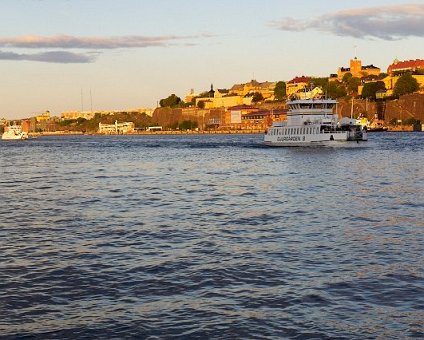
[
  {"x1": 230, "y1": 80, "x2": 276, "y2": 100},
  {"x1": 382, "y1": 75, "x2": 424, "y2": 96},
  {"x1": 286, "y1": 76, "x2": 310, "y2": 98},
  {"x1": 36, "y1": 111, "x2": 51, "y2": 122},
  {"x1": 336, "y1": 57, "x2": 380, "y2": 80},
  {"x1": 61, "y1": 111, "x2": 95, "y2": 120},
  {"x1": 195, "y1": 85, "x2": 245, "y2": 109},
  {"x1": 358, "y1": 75, "x2": 424, "y2": 97}
]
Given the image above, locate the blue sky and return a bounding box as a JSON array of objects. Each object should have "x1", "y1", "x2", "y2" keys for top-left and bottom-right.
[{"x1": 1, "y1": 0, "x2": 423, "y2": 119}]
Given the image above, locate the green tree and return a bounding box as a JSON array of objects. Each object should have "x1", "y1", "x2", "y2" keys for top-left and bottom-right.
[
  {"x1": 309, "y1": 77, "x2": 328, "y2": 89},
  {"x1": 252, "y1": 92, "x2": 264, "y2": 103},
  {"x1": 342, "y1": 72, "x2": 353, "y2": 83},
  {"x1": 325, "y1": 81, "x2": 347, "y2": 99},
  {"x1": 159, "y1": 94, "x2": 182, "y2": 107},
  {"x1": 179, "y1": 120, "x2": 198, "y2": 130},
  {"x1": 347, "y1": 77, "x2": 361, "y2": 94},
  {"x1": 404, "y1": 117, "x2": 420, "y2": 126},
  {"x1": 361, "y1": 81, "x2": 386, "y2": 100},
  {"x1": 390, "y1": 118, "x2": 399, "y2": 125},
  {"x1": 393, "y1": 73, "x2": 419, "y2": 97},
  {"x1": 274, "y1": 81, "x2": 286, "y2": 100}
]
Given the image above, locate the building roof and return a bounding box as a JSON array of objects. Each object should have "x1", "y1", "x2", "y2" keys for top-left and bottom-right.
[
  {"x1": 229, "y1": 104, "x2": 256, "y2": 111},
  {"x1": 387, "y1": 59, "x2": 424, "y2": 74},
  {"x1": 362, "y1": 64, "x2": 379, "y2": 70},
  {"x1": 287, "y1": 76, "x2": 310, "y2": 84},
  {"x1": 243, "y1": 110, "x2": 271, "y2": 118}
]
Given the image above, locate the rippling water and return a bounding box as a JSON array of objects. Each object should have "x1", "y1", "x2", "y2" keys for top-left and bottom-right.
[{"x1": 1, "y1": 133, "x2": 423, "y2": 339}]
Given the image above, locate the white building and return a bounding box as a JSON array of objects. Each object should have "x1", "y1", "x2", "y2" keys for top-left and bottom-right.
[{"x1": 98, "y1": 121, "x2": 135, "y2": 134}]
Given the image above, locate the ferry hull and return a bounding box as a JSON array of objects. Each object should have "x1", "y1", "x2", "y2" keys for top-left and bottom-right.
[{"x1": 263, "y1": 131, "x2": 367, "y2": 147}]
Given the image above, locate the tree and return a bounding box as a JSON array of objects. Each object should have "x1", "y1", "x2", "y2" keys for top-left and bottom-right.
[
  {"x1": 252, "y1": 92, "x2": 264, "y2": 103},
  {"x1": 361, "y1": 81, "x2": 386, "y2": 100},
  {"x1": 404, "y1": 117, "x2": 420, "y2": 126},
  {"x1": 347, "y1": 77, "x2": 361, "y2": 94},
  {"x1": 179, "y1": 120, "x2": 198, "y2": 130},
  {"x1": 325, "y1": 81, "x2": 347, "y2": 99},
  {"x1": 393, "y1": 73, "x2": 419, "y2": 97},
  {"x1": 309, "y1": 77, "x2": 328, "y2": 89},
  {"x1": 274, "y1": 81, "x2": 286, "y2": 100},
  {"x1": 159, "y1": 94, "x2": 182, "y2": 108},
  {"x1": 342, "y1": 72, "x2": 353, "y2": 83}
]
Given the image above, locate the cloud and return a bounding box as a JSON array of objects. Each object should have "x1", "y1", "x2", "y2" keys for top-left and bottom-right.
[
  {"x1": 0, "y1": 34, "x2": 212, "y2": 49},
  {"x1": 0, "y1": 33, "x2": 213, "y2": 63},
  {"x1": 271, "y1": 3, "x2": 424, "y2": 40},
  {"x1": 0, "y1": 50, "x2": 95, "y2": 63}
]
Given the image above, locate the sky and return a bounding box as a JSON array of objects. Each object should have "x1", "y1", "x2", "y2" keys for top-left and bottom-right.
[{"x1": 1, "y1": 0, "x2": 423, "y2": 119}]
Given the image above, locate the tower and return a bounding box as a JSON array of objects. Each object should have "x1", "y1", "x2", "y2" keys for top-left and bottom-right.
[
  {"x1": 208, "y1": 83, "x2": 215, "y2": 98},
  {"x1": 350, "y1": 57, "x2": 362, "y2": 77}
]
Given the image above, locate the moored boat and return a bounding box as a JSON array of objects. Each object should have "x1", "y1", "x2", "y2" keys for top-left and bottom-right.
[
  {"x1": 356, "y1": 115, "x2": 388, "y2": 132},
  {"x1": 2, "y1": 125, "x2": 29, "y2": 140},
  {"x1": 263, "y1": 98, "x2": 367, "y2": 146}
]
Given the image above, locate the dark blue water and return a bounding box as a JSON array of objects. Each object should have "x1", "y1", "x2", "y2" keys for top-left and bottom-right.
[{"x1": 1, "y1": 133, "x2": 423, "y2": 339}]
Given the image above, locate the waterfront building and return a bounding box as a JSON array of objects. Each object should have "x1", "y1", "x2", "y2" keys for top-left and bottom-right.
[{"x1": 98, "y1": 121, "x2": 135, "y2": 134}]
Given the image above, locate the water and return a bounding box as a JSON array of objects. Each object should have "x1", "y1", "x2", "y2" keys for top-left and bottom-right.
[{"x1": 1, "y1": 133, "x2": 423, "y2": 339}]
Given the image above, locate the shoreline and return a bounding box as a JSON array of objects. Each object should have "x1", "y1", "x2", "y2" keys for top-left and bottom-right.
[
  {"x1": 27, "y1": 127, "x2": 421, "y2": 138},
  {"x1": 30, "y1": 129, "x2": 265, "y2": 137}
]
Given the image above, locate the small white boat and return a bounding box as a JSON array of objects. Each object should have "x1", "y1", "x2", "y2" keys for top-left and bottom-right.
[
  {"x1": 357, "y1": 115, "x2": 388, "y2": 132},
  {"x1": 264, "y1": 98, "x2": 367, "y2": 146},
  {"x1": 2, "y1": 125, "x2": 29, "y2": 140}
]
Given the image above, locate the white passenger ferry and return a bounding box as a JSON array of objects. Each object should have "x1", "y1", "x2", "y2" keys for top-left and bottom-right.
[
  {"x1": 264, "y1": 98, "x2": 367, "y2": 146},
  {"x1": 2, "y1": 124, "x2": 28, "y2": 140}
]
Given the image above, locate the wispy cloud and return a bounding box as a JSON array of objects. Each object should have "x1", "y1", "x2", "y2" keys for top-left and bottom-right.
[
  {"x1": 0, "y1": 50, "x2": 95, "y2": 63},
  {"x1": 271, "y1": 3, "x2": 424, "y2": 40},
  {"x1": 0, "y1": 34, "x2": 213, "y2": 49},
  {"x1": 0, "y1": 33, "x2": 213, "y2": 63}
]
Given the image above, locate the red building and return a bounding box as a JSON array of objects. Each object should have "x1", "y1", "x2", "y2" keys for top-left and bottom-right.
[{"x1": 387, "y1": 59, "x2": 424, "y2": 75}]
